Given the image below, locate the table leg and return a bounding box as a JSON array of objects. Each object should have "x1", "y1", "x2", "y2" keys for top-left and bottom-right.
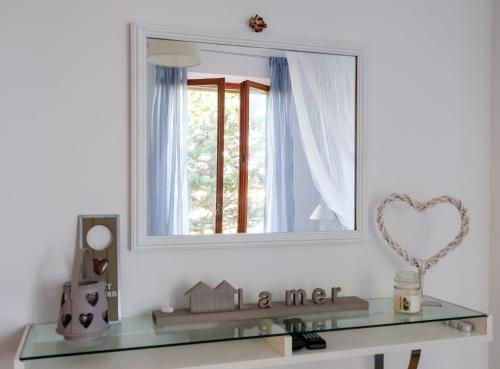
[
  {"x1": 374, "y1": 350, "x2": 421, "y2": 369},
  {"x1": 408, "y1": 350, "x2": 421, "y2": 369},
  {"x1": 374, "y1": 354, "x2": 384, "y2": 369}
]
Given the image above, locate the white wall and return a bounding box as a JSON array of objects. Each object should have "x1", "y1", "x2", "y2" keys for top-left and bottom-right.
[
  {"x1": 491, "y1": 0, "x2": 500, "y2": 368},
  {"x1": 0, "y1": 1, "x2": 492, "y2": 369}
]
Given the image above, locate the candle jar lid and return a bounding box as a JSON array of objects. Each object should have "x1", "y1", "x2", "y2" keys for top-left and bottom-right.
[{"x1": 394, "y1": 271, "x2": 421, "y2": 290}]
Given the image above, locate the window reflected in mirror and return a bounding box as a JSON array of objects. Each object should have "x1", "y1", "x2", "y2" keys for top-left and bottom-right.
[{"x1": 146, "y1": 39, "x2": 356, "y2": 236}]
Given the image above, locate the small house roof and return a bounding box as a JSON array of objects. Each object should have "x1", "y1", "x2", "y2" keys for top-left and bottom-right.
[
  {"x1": 184, "y1": 281, "x2": 212, "y2": 296},
  {"x1": 214, "y1": 280, "x2": 237, "y2": 293}
]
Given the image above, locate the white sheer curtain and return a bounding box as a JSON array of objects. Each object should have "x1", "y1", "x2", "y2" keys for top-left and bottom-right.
[{"x1": 286, "y1": 52, "x2": 356, "y2": 230}]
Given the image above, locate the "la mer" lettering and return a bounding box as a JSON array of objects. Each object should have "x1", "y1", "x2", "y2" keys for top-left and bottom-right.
[{"x1": 257, "y1": 287, "x2": 341, "y2": 308}]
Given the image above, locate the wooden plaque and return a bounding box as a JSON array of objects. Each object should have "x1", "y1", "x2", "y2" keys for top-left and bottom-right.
[
  {"x1": 79, "y1": 215, "x2": 120, "y2": 322},
  {"x1": 153, "y1": 296, "x2": 368, "y2": 326}
]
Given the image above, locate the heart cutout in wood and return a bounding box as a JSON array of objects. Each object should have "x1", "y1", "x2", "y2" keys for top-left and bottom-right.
[
  {"x1": 376, "y1": 193, "x2": 470, "y2": 273},
  {"x1": 79, "y1": 313, "x2": 93, "y2": 328},
  {"x1": 85, "y1": 292, "x2": 99, "y2": 307},
  {"x1": 93, "y1": 258, "x2": 109, "y2": 275}
]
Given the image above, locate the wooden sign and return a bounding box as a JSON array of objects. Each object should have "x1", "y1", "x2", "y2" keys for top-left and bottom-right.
[
  {"x1": 79, "y1": 215, "x2": 120, "y2": 322},
  {"x1": 153, "y1": 281, "x2": 368, "y2": 326}
]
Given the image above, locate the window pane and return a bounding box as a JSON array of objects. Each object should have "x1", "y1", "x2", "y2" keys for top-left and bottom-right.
[
  {"x1": 222, "y1": 89, "x2": 240, "y2": 234},
  {"x1": 247, "y1": 87, "x2": 268, "y2": 233},
  {"x1": 187, "y1": 85, "x2": 218, "y2": 235}
]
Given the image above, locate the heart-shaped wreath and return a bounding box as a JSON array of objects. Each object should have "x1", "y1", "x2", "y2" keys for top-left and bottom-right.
[{"x1": 376, "y1": 193, "x2": 470, "y2": 275}]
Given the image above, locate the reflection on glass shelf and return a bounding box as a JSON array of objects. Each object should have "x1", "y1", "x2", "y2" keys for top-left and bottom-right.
[
  {"x1": 20, "y1": 297, "x2": 486, "y2": 361},
  {"x1": 21, "y1": 317, "x2": 288, "y2": 361}
]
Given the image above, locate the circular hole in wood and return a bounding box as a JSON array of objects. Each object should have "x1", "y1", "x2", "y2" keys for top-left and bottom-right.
[{"x1": 86, "y1": 225, "x2": 113, "y2": 251}]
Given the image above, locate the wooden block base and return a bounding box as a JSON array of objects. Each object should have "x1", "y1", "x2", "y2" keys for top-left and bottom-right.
[{"x1": 153, "y1": 296, "x2": 368, "y2": 326}]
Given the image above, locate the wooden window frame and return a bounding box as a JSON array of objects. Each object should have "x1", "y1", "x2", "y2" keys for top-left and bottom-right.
[
  {"x1": 225, "y1": 82, "x2": 241, "y2": 91},
  {"x1": 187, "y1": 78, "x2": 225, "y2": 233},
  {"x1": 237, "y1": 81, "x2": 270, "y2": 233},
  {"x1": 187, "y1": 78, "x2": 269, "y2": 234}
]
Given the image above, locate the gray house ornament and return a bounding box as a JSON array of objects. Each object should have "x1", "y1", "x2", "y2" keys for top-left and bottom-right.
[
  {"x1": 185, "y1": 282, "x2": 212, "y2": 313},
  {"x1": 185, "y1": 280, "x2": 237, "y2": 313}
]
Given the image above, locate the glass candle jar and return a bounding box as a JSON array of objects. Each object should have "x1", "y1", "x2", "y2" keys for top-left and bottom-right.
[{"x1": 393, "y1": 271, "x2": 422, "y2": 314}]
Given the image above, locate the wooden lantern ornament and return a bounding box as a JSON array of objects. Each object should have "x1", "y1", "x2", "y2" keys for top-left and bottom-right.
[{"x1": 56, "y1": 248, "x2": 110, "y2": 340}]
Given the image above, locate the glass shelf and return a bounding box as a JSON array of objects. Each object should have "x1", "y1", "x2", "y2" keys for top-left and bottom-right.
[{"x1": 20, "y1": 296, "x2": 486, "y2": 361}]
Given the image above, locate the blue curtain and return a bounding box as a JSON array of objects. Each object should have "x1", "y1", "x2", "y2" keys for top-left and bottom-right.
[
  {"x1": 148, "y1": 66, "x2": 189, "y2": 236},
  {"x1": 265, "y1": 57, "x2": 295, "y2": 233}
]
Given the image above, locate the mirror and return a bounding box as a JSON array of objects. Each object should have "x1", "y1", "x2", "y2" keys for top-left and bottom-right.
[{"x1": 132, "y1": 25, "x2": 363, "y2": 248}]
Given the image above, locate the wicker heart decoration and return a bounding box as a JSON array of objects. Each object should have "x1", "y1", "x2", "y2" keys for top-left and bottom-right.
[{"x1": 376, "y1": 193, "x2": 470, "y2": 274}]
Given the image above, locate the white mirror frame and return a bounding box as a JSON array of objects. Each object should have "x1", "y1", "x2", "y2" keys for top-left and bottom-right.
[{"x1": 131, "y1": 22, "x2": 366, "y2": 251}]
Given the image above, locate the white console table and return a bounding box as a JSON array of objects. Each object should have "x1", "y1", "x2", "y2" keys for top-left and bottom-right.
[{"x1": 14, "y1": 297, "x2": 491, "y2": 369}]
